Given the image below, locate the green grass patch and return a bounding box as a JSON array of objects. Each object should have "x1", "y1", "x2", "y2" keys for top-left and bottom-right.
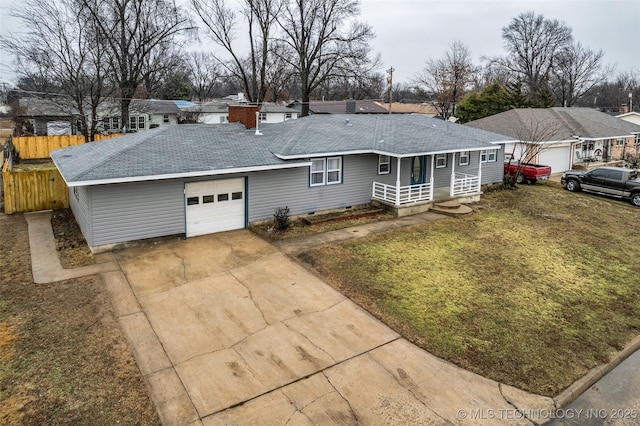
[{"x1": 302, "y1": 183, "x2": 640, "y2": 396}]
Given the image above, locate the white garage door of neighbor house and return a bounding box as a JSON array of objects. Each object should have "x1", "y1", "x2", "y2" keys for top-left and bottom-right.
[
  {"x1": 185, "y1": 178, "x2": 245, "y2": 237},
  {"x1": 539, "y1": 147, "x2": 571, "y2": 174}
]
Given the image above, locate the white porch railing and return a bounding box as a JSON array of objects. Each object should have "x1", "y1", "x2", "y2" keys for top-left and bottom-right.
[
  {"x1": 451, "y1": 172, "x2": 480, "y2": 196},
  {"x1": 372, "y1": 182, "x2": 433, "y2": 205}
]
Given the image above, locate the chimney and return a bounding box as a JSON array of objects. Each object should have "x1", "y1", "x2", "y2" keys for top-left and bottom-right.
[
  {"x1": 346, "y1": 99, "x2": 356, "y2": 114},
  {"x1": 229, "y1": 105, "x2": 259, "y2": 129}
]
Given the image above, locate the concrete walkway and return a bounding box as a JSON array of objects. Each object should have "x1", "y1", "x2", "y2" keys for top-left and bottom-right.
[{"x1": 24, "y1": 210, "x2": 119, "y2": 283}]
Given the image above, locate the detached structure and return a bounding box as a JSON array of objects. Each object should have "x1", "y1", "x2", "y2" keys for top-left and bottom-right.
[
  {"x1": 51, "y1": 113, "x2": 513, "y2": 250},
  {"x1": 466, "y1": 107, "x2": 640, "y2": 173}
]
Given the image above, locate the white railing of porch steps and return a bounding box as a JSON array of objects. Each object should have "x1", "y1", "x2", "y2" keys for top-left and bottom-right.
[
  {"x1": 372, "y1": 182, "x2": 433, "y2": 205},
  {"x1": 451, "y1": 173, "x2": 480, "y2": 196}
]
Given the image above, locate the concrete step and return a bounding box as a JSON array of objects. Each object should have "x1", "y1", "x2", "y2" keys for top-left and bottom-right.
[{"x1": 430, "y1": 202, "x2": 473, "y2": 216}]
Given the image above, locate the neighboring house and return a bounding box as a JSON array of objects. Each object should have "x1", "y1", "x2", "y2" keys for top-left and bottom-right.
[
  {"x1": 187, "y1": 101, "x2": 298, "y2": 124},
  {"x1": 14, "y1": 97, "x2": 82, "y2": 136},
  {"x1": 51, "y1": 113, "x2": 513, "y2": 250},
  {"x1": 99, "y1": 99, "x2": 182, "y2": 132},
  {"x1": 466, "y1": 108, "x2": 640, "y2": 173},
  {"x1": 373, "y1": 102, "x2": 439, "y2": 116},
  {"x1": 289, "y1": 99, "x2": 389, "y2": 115},
  {"x1": 258, "y1": 103, "x2": 299, "y2": 123}
]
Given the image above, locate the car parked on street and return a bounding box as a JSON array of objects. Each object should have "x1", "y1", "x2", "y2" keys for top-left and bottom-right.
[{"x1": 560, "y1": 166, "x2": 640, "y2": 206}]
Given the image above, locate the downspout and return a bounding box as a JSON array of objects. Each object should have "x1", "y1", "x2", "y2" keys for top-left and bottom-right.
[
  {"x1": 395, "y1": 156, "x2": 401, "y2": 206},
  {"x1": 477, "y1": 154, "x2": 482, "y2": 192}
]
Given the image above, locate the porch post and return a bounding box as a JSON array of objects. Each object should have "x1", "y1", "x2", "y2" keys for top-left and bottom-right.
[
  {"x1": 450, "y1": 152, "x2": 456, "y2": 197},
  {"x1": 429, "y1": 155, "x2": 435, "y2": 200},
  {"x1": 395, "y1": 156, "x2": 401, "y2": 206},
  {"x1": 477, "y1": 154, "x2": 482, "y2": 191}
]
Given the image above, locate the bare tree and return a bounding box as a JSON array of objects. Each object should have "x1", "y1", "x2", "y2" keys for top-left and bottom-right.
[
  {"x1": 503, "y1": 111, "x2": 564, "y2": 187},
  {"x1": 276, "y1": 0, "x2": 377, "y2": 116},
  {"x1": 187, "y1": 52, "x2": 222, "y2": 102},
  {"x1": 79, "y1": 0, "x2": 192, "y2": 130},
  {"x1": 551, "y1": 42, "x2": 610, "y2": 107},
  {"x1": 414, "y1": 40, "x2": 478, "y2": 119},
  {"x1": 1, "y1": 0, "x2": 111, "y2": 141},
  {"x1": 492, "y1": 11, "x2": 573, "y2": 106},
  {"x1": 191, "y1": 0, "x2": 280, "y2": 103}
]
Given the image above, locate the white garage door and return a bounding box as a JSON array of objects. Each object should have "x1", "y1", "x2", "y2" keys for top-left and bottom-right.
[
  {"x1": 185, "y1": 178, "x2": 245, "y2": 237},
  {"x1": 539, "y1": 146, "x2": 571, "y2": 174}
]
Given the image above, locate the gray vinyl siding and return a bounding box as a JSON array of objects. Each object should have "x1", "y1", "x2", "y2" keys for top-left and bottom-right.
[
  {"x1": 248, "y1": 154, "x2": 384, "y2": 221},
  {"x1": 68, "y1": 185, "x2": 93, "y2": 245},
  {"x1": 89, "y1": 180, "x2": 184, "y2": 246}
]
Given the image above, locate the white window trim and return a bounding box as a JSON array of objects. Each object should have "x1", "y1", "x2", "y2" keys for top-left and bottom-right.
[
  {"x1": 327, "y1": 156, "x2": 342, "y2": 185},
  {"x1": 310, "y1": 158, "x2": 326, "y2": 186},
  {"x1": 459, "y1": 151, "x2": 470, "y2": 166},
  {"x1": 378, "y1": 155, "x2": 391, "y2": 174},
  {"x1": 259, "y1": 112, "x2": 267, "y2": 122},
  {"x1": 435, "y1": 153, "x2": 447, "y2": 168},
  {"x1": 481, "y1": 149, "x2": 497, "y2": 163},
  {"x1": 310, "y1": 156, "x2": 342, "y2": 186}
]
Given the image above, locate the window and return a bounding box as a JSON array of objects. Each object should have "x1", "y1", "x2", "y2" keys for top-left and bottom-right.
[
  {"x1": 285, "y1": 112, "x2": 293, "y2": 120},
  {"x1": 310, "y1": 158, "x2": 325, "y2": 186},
  {"x1": 616, "y1": 138, "x2": 625, "y2": 146},
  {"x1": 435, "y1": 153, "x2": 447, "y2": 168},
  {"x1": 310, "y1": 157, "x2": 343, "y2": 186},
  {"x1": 129, "y1": 116, "x2": 137, "y2": 130},
  {"x1": 187, "y1": 197, "x2": 199, "y2": 205},
  {"x1": 202, "y1": 195, "x2": 214, "y2": 204},
  {"x1": 163, "y1": 114, "x2": 169, "y2": 123},
  {"x1": 232, "y1": 192, "x2": 243, "y2": 200},
  {"x1": 103, "y1": 117, "x2": 119, "y2": 131},
  {"x1": 259, "y1": 112, "x2": 267, "y2": 122},
  {"x1": 138, "y1": 116, "x2": 145, "y2": 129},
  {"x1": 378, "y1": 155, "x2": 391, "y2": 174},
  {"x1": 481, "y1": 149, "x2": 497, "y2": 163},
  {"x1": 327, "y1": 157, "x2": 342, "y2": 184},
  {"x1": 218, "y1": 193, "x2": 229, "y2": 202},
  {"x1": 459, "y1": 151, "x2": 470, "y2": 166}
]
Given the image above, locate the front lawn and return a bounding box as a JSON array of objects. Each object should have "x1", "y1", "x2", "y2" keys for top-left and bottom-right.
[{"x1": 300, "y1": 183, "x2": 640, "y2": 396}]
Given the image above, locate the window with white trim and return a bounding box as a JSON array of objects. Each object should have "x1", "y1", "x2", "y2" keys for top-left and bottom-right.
[
  {"x1": 163, "y1": 114, "x2": 169, "y2": 123},
  {"x1": 378, "y1": 155, "x2": 391, "y2": 174},
  {"x1": 435, "y1": 153, "x2": 447, "y2": 168},
  {"x1": 129, "y1": 116, "x2": 137, "y2": 130},
  {"x1": 259, "y1": 112, "x2": 267, "y2": 122},
  {"x1": 310, "y1": 158, "x2": 326, "y2": 186},
  {"x1": 285, "y1": 112, "x2": 293, "y2": 120},
  {"x1": 327, "y1": 157, "x2": 342, "y2": 184},
  {"x1": 480, "y1": 149, "x2": 497, "y2": 163},
  {"x1": 459, "y1": 151, "x2": 470, "y2": 166},
  {"x1": 310, "y1": 157, "x2": 342, "y2": 186}
]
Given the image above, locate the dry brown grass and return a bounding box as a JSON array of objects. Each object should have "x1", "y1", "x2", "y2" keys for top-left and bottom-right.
[{"x1": 300, "y1": 182, "x2": 640, "y2": 396}]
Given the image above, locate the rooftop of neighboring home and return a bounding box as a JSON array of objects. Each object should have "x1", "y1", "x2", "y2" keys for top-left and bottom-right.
[
  {"x1": 51, "y1": 114, "x2": 515, "y2": 186},
  {"x1": 287, "y1": 99, "x2": 389, "y2": 114},
  {"x1": 373, "y1": 101, "x2": 439, "y2": 115},
  {"x1": 16, "y1": 97, "x2": 80, "y2": 117},
  {"x1": 465, "y1": 107, "x2": 640, "y2": 142}
]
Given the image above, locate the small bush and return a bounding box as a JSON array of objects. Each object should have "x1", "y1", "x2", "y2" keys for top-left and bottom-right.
[{"x1": 273, "y1": 206, "x2": 291, "y2": 232}]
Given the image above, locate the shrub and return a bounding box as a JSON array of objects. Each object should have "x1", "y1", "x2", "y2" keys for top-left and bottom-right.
[{"x1": 273, "y1": 206, "x2": 291, "y2": 232}]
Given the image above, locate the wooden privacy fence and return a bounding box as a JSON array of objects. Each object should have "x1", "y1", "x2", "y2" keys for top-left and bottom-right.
[
  {"x1": 13, "y1": 133, "x2": 122, "y2": 159},
  {"x1": 2, "y1": 161, "x2": 69, "y2": 214}
]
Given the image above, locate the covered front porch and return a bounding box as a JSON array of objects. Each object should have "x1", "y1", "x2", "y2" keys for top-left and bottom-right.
[{"x1": 371, "y1": 152, "x2": 483, "y2": 209}]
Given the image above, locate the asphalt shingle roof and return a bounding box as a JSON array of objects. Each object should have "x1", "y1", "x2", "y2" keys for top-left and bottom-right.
[
  {"x1": 465, "y1": 107, "x2": 640, "y2": 141},
  {"x1": 52, "y1": 114, "x2": 514, "y2": 185}
]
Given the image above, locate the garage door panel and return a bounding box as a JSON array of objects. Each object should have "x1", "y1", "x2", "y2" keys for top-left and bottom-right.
[
  {"x1": 539, "y1": 147, "x2": 570, "y2": 174},
  {"x1": 186, "y1": 179, "x2": 245, "y2": 237}
]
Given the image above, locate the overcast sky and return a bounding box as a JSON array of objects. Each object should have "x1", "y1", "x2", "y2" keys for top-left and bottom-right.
[{"x1": 1, "y1": 0, "x2": 638, "y2": 88}]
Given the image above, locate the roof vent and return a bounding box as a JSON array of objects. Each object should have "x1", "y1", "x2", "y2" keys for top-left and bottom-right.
[{"x1": 345, "y1": 118, "x2": 352, "y2": 126}]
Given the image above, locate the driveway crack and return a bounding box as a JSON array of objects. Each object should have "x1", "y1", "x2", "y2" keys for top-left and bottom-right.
[
  {"x1": 228, "y1": 269, "x2": 269, "y2": 326},
  {"x1": 322, "y1": 371, "x2": 359, "y2": 424}
]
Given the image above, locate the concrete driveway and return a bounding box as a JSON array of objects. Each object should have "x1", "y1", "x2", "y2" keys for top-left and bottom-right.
[{"x1": 103, "y1": 230, "x2": 553, "y2": 425}]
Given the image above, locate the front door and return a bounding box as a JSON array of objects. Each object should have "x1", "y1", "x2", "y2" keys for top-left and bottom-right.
[{"x1": 411, "y1": 156, "x2": 426, "y2": 185}]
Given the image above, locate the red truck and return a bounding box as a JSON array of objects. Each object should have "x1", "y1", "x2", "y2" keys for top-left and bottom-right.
[{"x1": 504, "y1": 153, "x2": 552, "y2": 184}]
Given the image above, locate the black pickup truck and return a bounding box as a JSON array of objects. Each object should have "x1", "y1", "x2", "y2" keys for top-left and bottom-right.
[{"x1": 561, "y1": 166, "x2": 640, "y2": 206}]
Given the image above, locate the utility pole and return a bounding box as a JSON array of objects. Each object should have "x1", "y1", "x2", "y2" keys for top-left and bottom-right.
[{"x1": 386, "y1": 67, "x2": 394, "y2": 115}]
